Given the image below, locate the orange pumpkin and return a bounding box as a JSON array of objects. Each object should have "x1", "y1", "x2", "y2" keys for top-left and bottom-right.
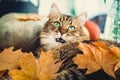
[{"x1": 85, "y1": 20, "x2": 100, "y2": 40}]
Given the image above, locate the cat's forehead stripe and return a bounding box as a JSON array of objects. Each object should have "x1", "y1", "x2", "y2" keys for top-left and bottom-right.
[{"x1": 59, "y1": 15, "x2": 73, "y2": 25}]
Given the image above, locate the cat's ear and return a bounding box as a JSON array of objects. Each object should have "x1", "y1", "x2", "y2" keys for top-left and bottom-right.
[
  {"x1": 49, "y1": 3, "x2": 61, "y2": 18},
  {"x1": 76, "y1": 12, "x2": 87, "y2": 26}
]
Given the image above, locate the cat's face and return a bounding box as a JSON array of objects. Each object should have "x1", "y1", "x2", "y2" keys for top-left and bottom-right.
[{"x1": 40, "y1": 3, "x2": 89, "y2": 50}]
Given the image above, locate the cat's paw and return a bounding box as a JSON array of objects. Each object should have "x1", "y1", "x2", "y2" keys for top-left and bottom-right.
[{"x1": 54, "y1": 42, "x2": 83, "y2": 61}]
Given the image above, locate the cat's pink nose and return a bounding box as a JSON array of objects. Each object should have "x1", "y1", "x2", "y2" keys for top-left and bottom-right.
[{"x1": 56, "y1": 38, "x2": 66, "y2": 43}]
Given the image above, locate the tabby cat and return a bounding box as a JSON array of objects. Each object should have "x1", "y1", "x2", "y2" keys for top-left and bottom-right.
[{"x1": 40, "y1": 3, "x2": 89, "y2": 51}]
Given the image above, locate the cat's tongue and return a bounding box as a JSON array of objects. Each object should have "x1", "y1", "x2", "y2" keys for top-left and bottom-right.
[{"x1": 56, "y1": 38, "x2": 66, "y2": 43}]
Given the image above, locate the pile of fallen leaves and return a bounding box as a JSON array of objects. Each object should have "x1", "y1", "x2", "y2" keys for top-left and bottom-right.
[
  {"x1": 73, "y1": 40, "x2": 120, "y2": 79},
  {"x1": 0, "y1": 48, "x2": 62, "y2": 80},
  {"x1": 0, "y1": 40, "x2": 120, "y2": 80}
]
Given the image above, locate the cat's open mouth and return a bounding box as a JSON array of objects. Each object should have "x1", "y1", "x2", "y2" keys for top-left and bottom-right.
[{"x1": 55, "y1": 37, "x2": 66, "y2": 43}]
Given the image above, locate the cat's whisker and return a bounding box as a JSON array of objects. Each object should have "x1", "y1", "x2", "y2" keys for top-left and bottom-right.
[
  {"x1": 30, "y1": 36, "x2": 40, "y2": 46},
  {"x1": 40, "y1": 35, "x2": 48, "y2": 39}
]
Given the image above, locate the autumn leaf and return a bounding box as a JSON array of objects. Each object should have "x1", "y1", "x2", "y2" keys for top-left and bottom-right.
[
  {"x1": 98, "y1": 44, "x2": 119, "y2": 78},
  {"x1": 73, "y1": 43, "x2": 101, "y2": 74},
  {"x1": 73, "y1": 41, "x2": 120, "y2": 78},
  {"x1": 16, "y1": 14, "x2": 40, "y2": 21},
  {"x1": 92, "y1": 41, "x2": 120, "y2": 77},
  {"x1": 92, "y1": 41, "x2": 108, "y2": 50},
  {"x1": 0, "y1": 47, "x2": 29, "y2": 71},
  {"x1": 110, "y1": 46, "x2": 120, "y2": 59},
  {"x1": 8, "y1": 53, "x2": 37, "y2": 80},
  {"x1": 9, "y1": 50, "x2": 62, "y2": 80}
]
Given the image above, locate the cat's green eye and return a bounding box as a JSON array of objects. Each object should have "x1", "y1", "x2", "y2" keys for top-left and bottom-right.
[
  {"x1": 68, "y1": 26, "x2": 75, "y2": 31},
  {"x1": 54, "y1": 21, "x2": 60, "y2": 27}
]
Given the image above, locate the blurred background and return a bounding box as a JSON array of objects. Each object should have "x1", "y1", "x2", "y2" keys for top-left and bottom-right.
[
  {"x1": 40, "y1": 0, "x2": 120, "y2": 42},
  {"x1": 39, "y1": 0, "x2": 112, "y2": 18},
  {"x1": 0, "y1": 0, "x2": 120, "y2": 42}
]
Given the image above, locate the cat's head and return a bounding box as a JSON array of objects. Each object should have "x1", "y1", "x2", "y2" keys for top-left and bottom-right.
[{"x1": 40, "y1": 3, "x2": 89, "y2": 50}]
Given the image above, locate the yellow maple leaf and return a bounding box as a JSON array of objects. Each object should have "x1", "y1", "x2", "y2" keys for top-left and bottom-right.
[
  {"x1": 98, "y1": 45, "x2": 118, "y2": 78},
  {"x1": 0, "y1": 47, "x2": 29, "y2": 71},
  {"x1": 73, "y1": 43, "x2": 101, "y2": 74},
  {"x1": 92, "y1": 41, "x2": 120, "y2": 78},
  {"x1": 9, "y1": 50, "x2": 62, "y2": 80},
  {"x1": 73, "y1": 41, "x2": 120, "y2": 78}
]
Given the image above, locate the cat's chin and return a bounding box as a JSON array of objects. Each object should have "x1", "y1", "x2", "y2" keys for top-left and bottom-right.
[{"x1": 42, "y1": 41, "x2": 63, "y2": 50}]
